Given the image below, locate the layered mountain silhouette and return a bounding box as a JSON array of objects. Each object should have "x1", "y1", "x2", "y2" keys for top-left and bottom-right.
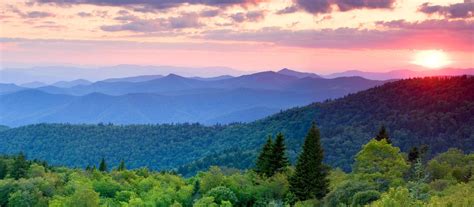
[
  {"x1": 0, "y1": 76, "x2": 471, "y2": 173},
  {"x1": 0, "y1": 69, "x2": 384, "y2": 126}
]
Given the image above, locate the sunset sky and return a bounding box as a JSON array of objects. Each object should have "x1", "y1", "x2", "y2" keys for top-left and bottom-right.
[{"x1": 0, "y1": 0, "x2": 473, "y2": 73}]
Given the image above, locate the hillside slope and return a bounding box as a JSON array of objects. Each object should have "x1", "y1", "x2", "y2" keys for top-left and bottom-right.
[{"x1": 0, "y1": 76, "x2": 472, "y2": 174}]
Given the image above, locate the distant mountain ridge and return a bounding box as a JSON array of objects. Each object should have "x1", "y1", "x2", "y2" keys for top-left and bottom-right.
[
  {"x1": 324, "y1": 68, "x2": 474, "y2": 80},
  {"x1": 0, "y1": 76, "x2": 471, "y2": 174},
  {"x1": 0, "y1": 70, "x2": 385, "y2": 126}
]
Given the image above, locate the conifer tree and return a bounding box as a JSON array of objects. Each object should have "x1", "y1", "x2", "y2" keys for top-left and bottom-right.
[
  {"x1": 11, "y1": 152, "x2": 29, "y2": 180},
  {"x1": 255, "y1": 136, "x2": 273, "y2": 176},
  {"x1": 269, "y1": 133, "x2": 289, "y2": 176},
  {"x1": 0, "y1": 159, "x2": 6, "y2": 179},
  {"x1": 99, "y1": 158, "x2": 107, "y2": 172},
  {"x1": 290, "y1": 123, "x2": 329, "y2": 200},
  {"x1": 375, "y1": 125, "x2": 391, "y2": 143},
  {"x1": 118, "y1": 159, "x2": 126, "y2": 171}
]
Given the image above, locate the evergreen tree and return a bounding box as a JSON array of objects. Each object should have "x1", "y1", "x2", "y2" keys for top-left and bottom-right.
[
  {"x1": 99, "y1": 158, "x2": 107, "y2": 172},
  {"x1": 290, "y1": 123, "x2": 329, "y2": 200},
  {"x1": 11, "y1": 152, "x2": 29, "y2": 179},
  {"x1": 408, "y1": 147, "x2": 419, "y2": 163},
  {"x1": 118, "y1": 160, "x2": 126, "y2": 171},
  {"x1": 375, "y1": 125, "x2": 391, "y2": 143},
  {"x1": 0, "y1": 159, "x2": 6, "y2": 179},
  {"x1": 269, "y1": 133, "x2": 289, "y2": 176},
  {"x1": 255, "y1": 136, "x2": 273, "y2": 176},
  {"x1": 85, "y1": 165, "x2": 91, "y2": 171}
]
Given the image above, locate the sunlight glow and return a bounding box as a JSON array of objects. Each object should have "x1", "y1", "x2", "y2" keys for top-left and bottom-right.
[{"x1": 412, "y1": 50, "x2": 452, "y2": 69}]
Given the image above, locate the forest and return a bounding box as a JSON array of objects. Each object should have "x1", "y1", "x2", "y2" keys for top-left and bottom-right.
[
  {"x1": 0, "y1": 76, "x2": 472, "y2": 175},
  {"x1": 0, "y1": 123, "x2": 473, "y2": 206}
]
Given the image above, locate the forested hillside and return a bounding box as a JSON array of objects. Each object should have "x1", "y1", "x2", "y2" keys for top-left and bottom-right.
[
  {"x1": 1, "y1": 137, "x2": 473, "y2": 206},
  {"x1": 0, "y1": 76, "x2": 472, "y2": 174}
]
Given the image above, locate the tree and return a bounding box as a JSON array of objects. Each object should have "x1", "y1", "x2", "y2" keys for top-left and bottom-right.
[
  {"x1": 11, "y1": 153, "x2": 29, "y2": 179},
  {"x1": 67, "y1": 187, "x2": 100, "y2": 207},
  {"x1": 353, "y1": 139, "x2": 409, "y2": 189},
  {"x1": 118, "y1": 160, "x2": 126, "y2": 171},
  {"x1": 99, "y1": 158, "x2": 107, "y2": 172},
  {"x1": 375, "y1": 125, "x2": 391, "y2": 143},
  {"x1": 269, "y1": 133, "x2": 289, "y2": 176},
  {"x1": 290, "y1": 123, "x2": 329, "y2": 200},
  {"x1": 255, "y1": 136, "x2": 273, "y2": 176},
  {"x1": 206, "y1": 186, "x2": 238, "y2": 205},
  {"x1": 0, "y1": 159, "x2": 6, "y2": 179},
  {"x1": 408, "y1": 147, "x2": 419, "y2": 163}
]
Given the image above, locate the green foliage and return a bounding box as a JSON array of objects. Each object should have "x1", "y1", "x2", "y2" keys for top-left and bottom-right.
[
  {"x1": 1, "y1": 77, "x2": 473, "y2": 175},
  {"x1": 325, "y1": 179, "x2": 377, "y2": 207},
  {"x1": 290, "y1": 123, "x2": 329, "y2": 200},
  {"x1": 99, "y1": 158, "x2": 107, "y2": 172},
  {"x1": 193, "y1": 196, "x2": 218, "y2": 207},
  {"x1": 117, "y1": 160, "x2": 126, "y2": 171},
  {"x1": 255, "y1": 136, "x2": 273, "y2": 176},
  {"x1": 369, "y1": 187, "x2": 425, "y2": 207},
  {"x1": 0, "y1": 159, "x2": 6, "y2": 179},
  {"x1": 427, "y1": 148, "x2": 474, "y2": 183},
  {"x1": 206, "y1": 186, "x2": 238, "y2": 204},
  {"x1": 353, "y1": 139, "x2": 409, "y2": 189},
  {"x1": 11, "y1": 153, "x2": 29, "y2": 180},
  {"x1": 269, "y1": 133, "x2": 289, "y2": 175},
  {"x1": 351, "y1": 190, "x2": 380, "y2": 207},
  {"x1": 375, "y1": 125, "x2": 391, "y2": 144},
  {"x1": 67, "y1": 186, "x2": 100, "y2": 207},
  {"x1": 427, "y1": 182, "x2": 474, "y2": 207}
]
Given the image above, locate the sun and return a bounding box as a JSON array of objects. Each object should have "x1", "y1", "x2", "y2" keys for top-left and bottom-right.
[{"x1": 412, "y1": 50, "x2": 451, "y2": 69}]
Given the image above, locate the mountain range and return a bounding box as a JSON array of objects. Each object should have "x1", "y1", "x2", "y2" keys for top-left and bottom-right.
[
  {"x1": 2, "y1": 65, "x2": 473, "y2": 85},
  {"x1": 0, "y1": 69, "x2": 385, "y2": 126},
  {"x1": 323, "y1": 68, "x2": 474, "y2": 80},
  {"x1": 0, "y1": 76, "x2": 472, "y2": 174}
]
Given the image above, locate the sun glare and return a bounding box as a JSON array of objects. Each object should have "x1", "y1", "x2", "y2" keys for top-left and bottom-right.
[{"x1": 412, "y1": 50, "x2": 451, "y2": 69}]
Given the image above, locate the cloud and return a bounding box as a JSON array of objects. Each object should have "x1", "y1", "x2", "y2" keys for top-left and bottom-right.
[
  {"x1": 25, "y1": 11, "x2": 55, "y2": 18},
  {"x1": 278, "y1": 0, "x2": 396, "y2": 15},
  {"x1": 418, "y1": 1, "x2": 474, "y2": 19},
  {"x1": 230, "y1": 10, "x2": 265, "y2": 23},
  {"x1": 8, "y1": 6, "x2": 55, "y2": 18},
  {"x1": 77, "y1": 12, "x2": 92, "y2": 17},
  {"x1": 101, "y1": 13, "x2": 203, "y2": 32},
  {"x1": 34, "y1": 0, "x2": 265, "y2": 11},
  {"x1": 200, "y1": 9, "x2": 221, "y2": 17},
  {"x1": 376, "y1": 19, "x2": 474, "y2": 31},
  {"x1": 336, "y1": 0, "x2": 395, "y2": 11},
  {"x1": 198, "y1": 19, "x2": 473, "y2": 51},
  {"x1": 276, "y1": 6, "x2": 299, "y2": 14}
]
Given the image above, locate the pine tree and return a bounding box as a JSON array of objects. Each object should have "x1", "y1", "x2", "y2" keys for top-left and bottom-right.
[
  {"x1": 0, "y1": 159, "x2": 7, "y2": 179},
  {"x1": 290, "y1": 123, "x2": 329, "y2": 200},
  {"x1": 85, "y1": 165, "x2": 91, "y2": 171},
  {"x1": 255, "y1": 136, "x2": 273, "y2": 176},
  {"x1": 375, "y1": 125, "x2": 391, "y2": 143},
  {"x1": 99, "y1": 158, "x2": 107, "y2": 172},
  {"x1": 269, "y1": 133, "x2": 289, "y2": 176},
  {"x1": 408, "y1": 146, "x2": 419, "y2": 163},
  {"x1": 118, "y1": 159, "x2": 126, "y2": 171},
  {"x1": 11, "y1": 152, "x2": 29, "y2": 179}
]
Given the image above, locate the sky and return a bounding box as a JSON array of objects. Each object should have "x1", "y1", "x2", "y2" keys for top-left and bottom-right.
[{"x1": 0, "y1": 0, "x2": 473, "y2": 74}]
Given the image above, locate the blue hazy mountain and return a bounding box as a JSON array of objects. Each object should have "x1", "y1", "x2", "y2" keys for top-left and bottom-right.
[
  {"x1": 0, "y1": 83, "x2": 25, "y2": 95},
  {"x1": 51, "y1": 79, "x2": 92, "y2": 88},
  {"x1": 20, "y1": 81, "x2": 48, "y2": 88},
  {"x1": 0, "y1": 70, "x2": 386, "y2": 126},
  {"x1": 102, "y1": 75, "x2": 164, "y2": 83},
  {"x1": 277, "y1": 68, "x2": 322, "y2": 79}
]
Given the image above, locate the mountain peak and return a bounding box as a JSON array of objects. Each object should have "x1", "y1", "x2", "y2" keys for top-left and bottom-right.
[{"x1": 277, "y1": 68, "x2": 322, "y2": 79}]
